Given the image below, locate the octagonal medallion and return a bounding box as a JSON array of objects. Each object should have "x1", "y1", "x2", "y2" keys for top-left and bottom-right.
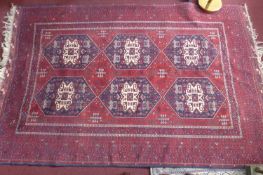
[
  {"x1": 165, "y1": 77, "x2": 224, "y2": 118},
  {"x1": 100, "y1": 77, "x2": 160, "y2": 118},
  {"x1": 164, "y1": 35, "x2": 217, "y2": 70},
  {"x1": 44, "y1": 35, "x2": 99, "y2": 69},
  {"x1": 105, "y1": 34, "x2": 159, "y2": 69},
  {"x1": 35, "y1": 77, "x2": 95, "y2": 116}
]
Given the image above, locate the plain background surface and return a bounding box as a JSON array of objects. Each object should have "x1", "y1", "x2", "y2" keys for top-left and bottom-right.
[{"x1": 0, "y1": 0, "x2": 262, "y2": 174}]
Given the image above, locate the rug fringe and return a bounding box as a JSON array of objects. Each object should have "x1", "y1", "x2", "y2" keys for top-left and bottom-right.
[
  {"x1": 244, "y1": 4, "x2": 263, "y2": 92},
  {"x1": 0, "y1": 4, "x2": 17, "y2": 88}
]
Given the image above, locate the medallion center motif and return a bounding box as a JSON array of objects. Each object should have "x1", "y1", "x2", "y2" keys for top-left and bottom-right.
[
  {"x1": 55, "y1": 81, "x2": 75, "y2": 111},
  {"x1": 186, "y1": 83, "x2": 204, "y2": 113},
  {"x1": 183, "y1": 39, "x2": 200, "y2": 66},
  {"x1": 63, "y1": 39, "x2": 80, "y2": 65},
  {"x1": 124, "y1": 38, "x2": 140, "y2": 65},
  {"x1": 120, "y1": 82, "x2": 140, "y2": 112}
]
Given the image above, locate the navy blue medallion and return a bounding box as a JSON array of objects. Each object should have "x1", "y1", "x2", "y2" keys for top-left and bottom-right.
[
  {"x1": 164, "y1": 35, "x2": 217, "y2": 70},
  {"x1": 44, "y1": 35, "x2": 99, "y2": 69},
  {"x1": 105, "y1": 34, "x2": 159, "y2": 69},
  {"x1": 35, "y1": 77, "x2": 95, "y2": 116},
  {"x1": 99, "y1": 77, "x2": 160, "y2": 118},
  {"x1": 165, "y1": 78, "x2": 225, "y2": 118}
]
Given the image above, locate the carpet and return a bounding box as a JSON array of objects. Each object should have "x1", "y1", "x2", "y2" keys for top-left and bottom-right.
[{"x1": 0, "y1": 3, "x2": 263, "y2": 167}]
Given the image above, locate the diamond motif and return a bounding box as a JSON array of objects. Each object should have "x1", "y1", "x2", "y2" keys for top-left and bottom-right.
[
  {"x1": 164, "y1": 35, "x2": 217, "y2": 70},
  {"x1": 85, "y1": 54, "x2": 116, "y2": 96},
  {"x1": 44, "y1": 35, "x2": 99, "y2": 69},
  {"x1": 105, "y1": 34, "x2": 159, "y2": 69},
  {"x1": 99, "y1": 77, "x2": 160, "y2": 118},
  {"x1": 35, "y1": 77, "x2": 95, "y2": 116},
  {"x1": 165, "y1": 78, "x2": 224, "y2": 118},
  {"x1": 145, "y1": 54, "x2": 176, "y2": 95}
]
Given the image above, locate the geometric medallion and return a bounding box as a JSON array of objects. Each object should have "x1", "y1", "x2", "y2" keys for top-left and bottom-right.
[
  {"x1": 105, "y1": 34, "x2": 159, "y2": 69},
  {"x1": 165, "y1": 77, "x2": 224, "y2": 118},
  {"x1": 99, "y1": 77, "x2": 160, "y2": 118},
  {"x1": 44, "y1": 35, "x2": 99, "y2": 69},
  {"x1": 35, "y1": 77, "x2": 95, "y2": 116},
  {"x1": 164, "y1": 35, "x2": 217, "y2": 70}
]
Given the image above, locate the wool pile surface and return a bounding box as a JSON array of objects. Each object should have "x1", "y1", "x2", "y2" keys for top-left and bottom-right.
[{"x1": 0, "y1": 3, "x2": 262, "y2": 166}]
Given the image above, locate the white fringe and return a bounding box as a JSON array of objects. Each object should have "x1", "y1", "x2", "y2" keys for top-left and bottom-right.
[
  {"x1": 0, "y1": 5, "x2": 17, "y2": 87},
  {"x1": 244, "y1": 4, "x2": 263, "y2": 85}
]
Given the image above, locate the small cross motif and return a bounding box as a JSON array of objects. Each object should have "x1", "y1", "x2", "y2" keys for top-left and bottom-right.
[
  {"x1": 243, "y1": 116, "x2": 249, "y2": 122},
  {"x1": 96, "y1": 68, "x2": 106, "y2": 78},
  {"x1": 90, "y1": 113, "x2": 102, "y2": 123},
  {"x1": 157, "y1": 30, "x2": 165, "y2": 39},
  {"x1": 158, "y1": 114, "x2": 169, "y2": 124},
  {"x1": 213, "y1": 69, "x2": 222, "y2": 79},
  {"x1": 37, "y1": 68, "x2": 48, "y2": 78},
  {"x1": 219, "y1": 115, "x2": 229, "y2": 126},
  {"x1": 98, "y1": 30, "x2": 108, "y2": 38},
  {"x1": 27, "y1": 112, "x2": 39, "y2": 123},
  {"x1": 157, "y1": 69, "x2": 168, "y2": 78},
  {"x1": 208, "y1": 35, "x2": 218, "y2": 40},
  {"x1": 208, "y1": 31, "x2": 218, "y2": 40},
  {"x1": 43, "y1": 32, "x2": 53, "y2": 40},
  {"x1": 232, "y1": 48, "x2": 239, "y2": 53}
]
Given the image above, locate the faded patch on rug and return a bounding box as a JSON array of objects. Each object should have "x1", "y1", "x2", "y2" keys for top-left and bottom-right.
[{"x1": 0, "y1": 3, "x2": 262, "y2": 166}]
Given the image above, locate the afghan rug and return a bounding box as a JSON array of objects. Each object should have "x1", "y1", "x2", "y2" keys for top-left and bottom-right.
[{"x1": 0, "y1": 3, "x2": 263, "y2": 167}]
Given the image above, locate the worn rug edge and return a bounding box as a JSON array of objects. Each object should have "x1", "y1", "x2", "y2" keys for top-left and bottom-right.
[
  {"x1": 0, "y1": 5, "x2": 17, "y2": 112},
  {"x1": 244, "y1": 4, "x2": 263, "y2": 92}
]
